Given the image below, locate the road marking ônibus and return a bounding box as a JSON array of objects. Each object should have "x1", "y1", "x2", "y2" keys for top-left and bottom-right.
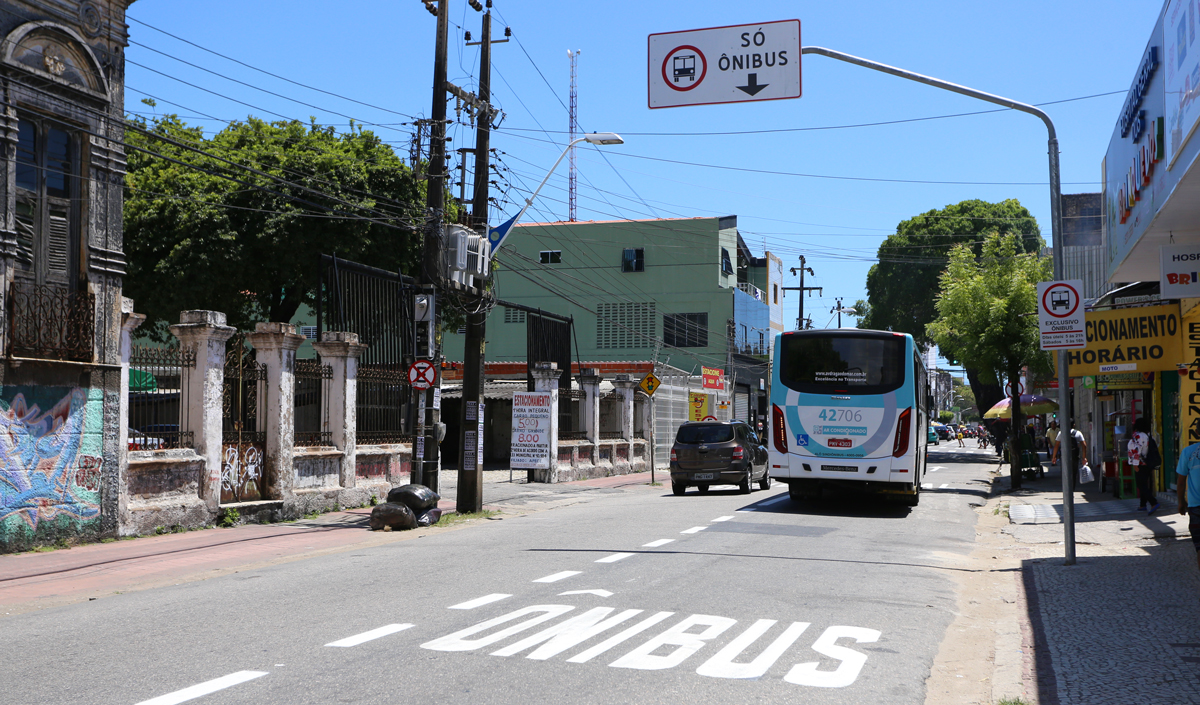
[{"x1": 420, "y1": 603, "x2": 880, "y2": 688}]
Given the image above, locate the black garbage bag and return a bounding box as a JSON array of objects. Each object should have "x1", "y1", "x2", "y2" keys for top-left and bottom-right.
[
  {"x1": 369, "y1": 502, "x2": 417, "y2": 531},
  {"x1": 416, "y1": 507, "x2": 443, "y2": 527},
  {"x1": 387, "y1": 484, "x2": 440, "y2": 513}
]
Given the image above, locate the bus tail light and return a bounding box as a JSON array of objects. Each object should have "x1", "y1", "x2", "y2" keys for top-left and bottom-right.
[
  {"x1": 892, "y1": 407, "x2": 913, "y2": 458},
  {"x1": 772, "y1": 404, "x2": 788, "y2": 453},
  {"x1": 733, "y1": 446, "x2": 745, "y2": 460}
]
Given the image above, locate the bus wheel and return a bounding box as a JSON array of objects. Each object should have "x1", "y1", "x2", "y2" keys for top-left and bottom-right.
[
  {"x1": 672, "y1": 482, "x2": 686, "y2": 496},
  {"x1": 698, "y1": 484, "x2": 710, "y2": 495}
]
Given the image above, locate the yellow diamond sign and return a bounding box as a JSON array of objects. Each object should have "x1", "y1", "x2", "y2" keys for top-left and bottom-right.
[{"x1": 638, "y1": 373, "x2": 662, "y2": 396}]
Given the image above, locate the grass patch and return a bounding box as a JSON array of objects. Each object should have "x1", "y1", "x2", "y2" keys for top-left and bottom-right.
[
  {"x1": 436, "y1": 510, "x2": 501, "y2": 527},
  {"x1": 216, "y1": 507, "x2": 240, "y2": 528},
  {"x1": 996, "y1": 698, "x2": 1030, "y2": 705}
]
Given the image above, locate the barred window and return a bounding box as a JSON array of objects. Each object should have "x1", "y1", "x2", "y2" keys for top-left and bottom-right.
[
  {"x1": 622, "y1": 248, "x2": 644, "y2": 273},
  {"x1": 596, "y1": 302, "x2": 655, "y2": 349},
  {"x1": 504, "y1": 308, "x2": 526, "y2": 324},
  {"x1": 663, "y1": 312, "x2": 708, "y2": 348}
]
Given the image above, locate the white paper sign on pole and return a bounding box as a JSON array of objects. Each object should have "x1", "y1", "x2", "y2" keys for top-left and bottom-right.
[
  {"x1": 648, "y1": 20, "x2": 801, "y2": 109},
  {"x1": 1037, "y1": 279, "x2": 1087, "y2": 350},
  {"x1": 510, "y1": 391, "x2": 552, "y2": 470}
]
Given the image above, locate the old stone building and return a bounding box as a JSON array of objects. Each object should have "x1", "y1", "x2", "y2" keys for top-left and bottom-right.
[{"x1": 0, "y1": 1, "x2": 133, "y2": 550}]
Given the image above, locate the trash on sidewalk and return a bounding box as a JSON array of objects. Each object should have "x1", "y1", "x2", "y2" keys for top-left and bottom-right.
[{"x1": 370, "y1": 485, "x2": 443, "y2": 531}]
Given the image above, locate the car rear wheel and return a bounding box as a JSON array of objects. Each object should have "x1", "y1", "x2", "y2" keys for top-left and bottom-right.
[
  {"x1": 739, "y1": 472, "x2": 752, "y2": 494},
  {"x1": 759, "y1": 471, "x2": 771, "y2": 491},
  {"x1": 671, "y1": 482, "x2": 686, "y2": 496},
  {"x1": 697, "y1": 483, "x2": 710, "y2": 495}
]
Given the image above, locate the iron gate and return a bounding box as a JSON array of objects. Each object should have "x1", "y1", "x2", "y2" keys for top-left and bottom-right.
[{"x1": 222, "y1": 333, "x2": 268, "y2": 503}]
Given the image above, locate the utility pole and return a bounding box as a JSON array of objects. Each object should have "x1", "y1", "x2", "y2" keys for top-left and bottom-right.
[
  {"x1": 832, "y1": 297, "x2": 844, "y2": 328},
  {"x1": 458, "y1": 1, "x2": 498, "y2": 513},
  {"x1": 782, "y1": 256, "x2": 820, "y2": 330},
  {"x1": 417, "y1": 0, "x2": 450, "y2": 492}
]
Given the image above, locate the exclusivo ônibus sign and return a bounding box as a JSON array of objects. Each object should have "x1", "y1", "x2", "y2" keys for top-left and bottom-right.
[{"x1": 510, "y1": 391, "x2": 553, "y2": 470}]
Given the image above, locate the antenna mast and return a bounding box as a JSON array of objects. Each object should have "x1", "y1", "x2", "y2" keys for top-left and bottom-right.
[{"x1": 568, "y1": 49, "x2": 579, "y2": 222}]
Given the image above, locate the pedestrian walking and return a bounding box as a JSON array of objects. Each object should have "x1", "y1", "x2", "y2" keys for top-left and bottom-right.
[
  {"x1": 957, "y1": 429, "x2": 965, "y2": 447},
  {"x1": 1045, "y1": 421, "x2": 1060, "y2": 463},
  {"x1": 1176, "y1": 440, "x2": 1200, "y2": 571},
  {"x1": 1128, "y1": 418, "x2": 1160, "y2": 513},
  {"x1": 1051, "y1": 425, "x2": 1087, "y2": 490}
]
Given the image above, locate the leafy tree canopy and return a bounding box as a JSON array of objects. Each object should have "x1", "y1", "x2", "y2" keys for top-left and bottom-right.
[
  {"x1": 860, "y1": 198, "x2": 1042, "y2": 349},
  {"x1": 124, "y1": 108, "x2": 445, "y2": 339}
]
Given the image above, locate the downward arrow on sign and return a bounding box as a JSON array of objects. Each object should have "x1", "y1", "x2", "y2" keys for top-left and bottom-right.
[{"x1": 737, "y1": 73, "x2": 769, "y2": 96}]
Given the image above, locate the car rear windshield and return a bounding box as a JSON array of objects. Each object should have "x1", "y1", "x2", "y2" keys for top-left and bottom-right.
[
  {"x1": 779, "y1": 333, "x2": 906, "y2": 395},
  {"x1": 675, "y1": 424, "x2": 735, "y2": 444}
]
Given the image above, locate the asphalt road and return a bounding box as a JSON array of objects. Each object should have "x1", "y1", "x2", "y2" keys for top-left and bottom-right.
[{"x1": 1, "y1": 445, "x2": 998, "y2": 705}]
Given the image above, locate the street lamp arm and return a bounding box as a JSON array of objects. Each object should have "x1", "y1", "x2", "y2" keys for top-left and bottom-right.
[{"x1": 511, "y1": 133, "x2": 625, "y2": 230}]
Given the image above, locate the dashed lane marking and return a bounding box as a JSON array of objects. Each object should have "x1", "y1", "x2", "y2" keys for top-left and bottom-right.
[
  {"x1": 559, "y1": 589, "x2": 614, "y2": 597},
  {"x1": 921, "y1": 483, "x2": 933, "y2": 490},
  {"x1": 596, "y1": 553, "x2": 635, "y2": 563},
  {"x1": 534, "y1": 571, "x2": 583, "y2": 583},
  {"x1": 712, "y1": 516, "x2": 734, "y2": 522},
  {"x1": 939, "y1": 484, "x2": 949, "y2": 489},
  {"x1": 760, "y1": 495, "x2": 789, "y2": 506},
  {"x1": 643, "y1": 539, "x2": 674, "y2": 548},
  {"x1": 325, "y1": 624, "x2": 414, "y2": 647},
  {"x1": 134, "y1": 671, "x2": 268, "y2": 705},
  {"x1": 449, "y1": 594, "x2": 512, "y2": 610},
  {"x1": 681, "y1": 526, "x2": 708, "y2": 534}
]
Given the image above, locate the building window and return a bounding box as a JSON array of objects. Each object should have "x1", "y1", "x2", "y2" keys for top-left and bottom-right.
[
  {"x1": 622, "y1": 248, "x2": 644, "y2": 273},
  {"x1": 758, "y1": 331, "x2": 765, "y2": 354},
  {"x1": 298, "y1": 326, "x2": 318, "y2": 340},
  {"x1": 504, "y1": 308, "x2": 527, "y2": 324},
  {"x1": 14, "y1": 115, "x2": 79, "y2": 287},
  {"x1": 540, "y1": 250, "x2": 562, "y2": 264},
  {"x1": 663, "y1": 312, "x2": 708, "y2": 348},
  {"x1": 597, "y1": 302, "x2": 655, "y2": 349},
  {"x1": 773, "y1": 284, "x2": 779, "y2": 304},
  {"x1": 721, "y1": 248, "x2": 733, "y2": 276}
]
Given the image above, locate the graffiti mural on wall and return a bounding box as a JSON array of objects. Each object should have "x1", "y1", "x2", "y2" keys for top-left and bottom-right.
[{"x1": 0, "y1": 387, "x2": 103, "y2": 539}]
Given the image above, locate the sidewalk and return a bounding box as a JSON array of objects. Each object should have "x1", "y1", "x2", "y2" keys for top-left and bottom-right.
[
  {"x1": 932, "y1": 456, "x2": 1200, "y2": 705},
  {"x1": 0, "y1": 469, "x2": 662, "y2": 617}
]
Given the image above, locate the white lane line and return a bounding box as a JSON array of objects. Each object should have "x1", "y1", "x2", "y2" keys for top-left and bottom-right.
[
  {"x1": 760, "y1": 495, "x2": 789, "y2": 506},
  {"x1": 712, "y1": 516, "x2": 734, "y2": 522},
  {"x1": 922, "y1": 483, "x2": 933, "y2": 489},
  {"x1": 533, "y1": 570, "x2": 582, "y2": 583},
  {"x1": 939, "y1": 483, "x2": 950, "y2": 489},
  {"x1": 449, "y1": 593, "x2": 511, "y2": 610},
  {"x1": 643, "y1": 539, "x2": 674, "y2": 548},
  {"x1": 559, "y1": 589, "x2": 614, "y2": 597},
  {"x1": 735, "y1": 508, "x2": 757, "y2": 512},
  {"x1": 134, "y1": 671, "x2": 268, "y2": 705},
  {"x1": 596, "y1": 553, "x2": 635, "y2": 563},
  {"x1": 681, "y1": 526, "x2": 708, "y2": 534},
  {"x1": 930, "y1": 466, "x2": 946, "y2": 471},
  {"x1": 325, "y1": 623, "x2": 414, "y2": 647}
]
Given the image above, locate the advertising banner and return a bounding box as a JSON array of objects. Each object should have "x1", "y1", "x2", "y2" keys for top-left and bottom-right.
[
  {"x1": 1182, "y1": 317, "x2": 1200, "y2": 448},
  {"x1": 688, "y1": 392, "x2": 711, "y2": 422},
  {"x1": 1166, "y1": 0, "x2": 1200, "y2": 168},
  {"x1": 1066, "y1": 303, "x2": 1182, "y2": 376},
  {"x1": 1095, "y1": 372, "x2": 1155, "y2": 389},
  {"x1": 1161, "y1": 243, "x2": 1200, "y2": 297},
  {"x1": 701, "y1": 366, "x2": 725, "y2": 390},
  {"x1": 510, "y1": 391, "x2": 552, "y2": 469}
]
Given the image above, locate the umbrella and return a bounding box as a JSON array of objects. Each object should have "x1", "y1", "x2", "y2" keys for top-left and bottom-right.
[{"x1": 982, "y1": 394, "x2": 1059, "y2": 419}]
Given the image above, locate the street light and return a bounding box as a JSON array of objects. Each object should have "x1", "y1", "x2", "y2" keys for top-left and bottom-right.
[{"x1": 486, "y1": 133, "x2": 624, "y2": 253}]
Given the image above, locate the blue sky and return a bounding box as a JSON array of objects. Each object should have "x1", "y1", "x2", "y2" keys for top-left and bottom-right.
[{"x1": 124, "y1": 1, "x2": 1160, "y2": 331}]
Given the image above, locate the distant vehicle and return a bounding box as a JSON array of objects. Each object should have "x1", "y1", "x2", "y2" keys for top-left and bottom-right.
[
  {"x1": 927, "y1": 427, "x2": 939, "y2": 445},
  {"x1": 936, "y1": 426, "x2": 952, "y2": 441},
  {"x1": 769, "y1": 329, "x2": 929, "y2": 506},
  {"x1": 670, "y1": 421, "x2": 769, "y2": 496}
]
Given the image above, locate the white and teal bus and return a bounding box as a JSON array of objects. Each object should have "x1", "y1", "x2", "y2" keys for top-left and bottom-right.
[{"x1": 769, "y1": 329, "x2": 929, "y2": 506}]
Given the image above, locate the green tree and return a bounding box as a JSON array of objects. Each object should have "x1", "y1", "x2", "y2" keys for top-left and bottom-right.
[
  {"x1": 927, "y1": 233, "x2": 1052, "y2": 488},
  {"x1": 124, "y1": 111, "x2": 442, "y2": 339},
  {"x1": 861, "y1": 198, "x2": 1042, "y2": 418}
]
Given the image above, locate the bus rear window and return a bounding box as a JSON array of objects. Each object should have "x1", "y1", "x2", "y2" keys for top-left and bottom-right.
[{"x1": 779, "y1": 334, "x2": 905, "y2": 395}]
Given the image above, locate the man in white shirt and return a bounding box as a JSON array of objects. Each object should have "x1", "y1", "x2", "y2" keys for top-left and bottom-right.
[
  {"x1": 1051, "y1": 425, "x2": 1088, "y2": 490},
  {"x1": 1128, "y1": 418, "x2": 1159, "y2": 513}
]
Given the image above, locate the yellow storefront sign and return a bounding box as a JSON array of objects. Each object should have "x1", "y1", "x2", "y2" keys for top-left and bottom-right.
[
  {"x1": 688, "y1": 392, "x2": 711, "y2": 422},
  {"x1": 1066, "y1": 303, "x2": 1181, "y2": 377}
]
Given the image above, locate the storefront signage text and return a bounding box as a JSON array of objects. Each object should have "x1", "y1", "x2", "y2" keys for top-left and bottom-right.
[
  {"x1": 1118, "y1": 116, "x2": 1163, "y2": 224},
  {"x1": 1066, "y1": 303, "x2": 1182, "y2": 376},
  {"x1": 1120, "y1": 45, "x2": 1159, "y2": 140}
]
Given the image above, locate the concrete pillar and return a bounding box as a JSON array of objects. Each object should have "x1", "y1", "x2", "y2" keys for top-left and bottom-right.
[
  {"x1": 312, "y1": 332, "x2": 368, "y2": 489},
  {"x1": 580, "y1": 367, "x2": 601, "y2": 444},
  {"x1": 118, "y1": 298, "x2": 145, "y2": 526},
  {"x1": 169, "y1": 310, "x2": 236, "y2": 512},
  {"x1": 531, "y1": 362, "x2": 560, "y2": 483},
  {"x1": 247, "y1": 322, "x2": 305, "y2": 503},
  {"x1": 612, "y1": 374, "x2": 638, "y2": 441}
]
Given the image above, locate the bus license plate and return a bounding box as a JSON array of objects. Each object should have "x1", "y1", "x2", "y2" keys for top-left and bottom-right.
[
  {"x1": 820, "y1": 465, "x2": 857, "y2": 473},
  {"x1": 693, "y1": 472, "x2": 715, "y2": 480}
]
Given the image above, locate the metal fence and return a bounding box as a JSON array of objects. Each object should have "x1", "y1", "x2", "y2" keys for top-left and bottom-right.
[
  {"x1": 128, "y1": 344, "x2": 195, "y2": 450},
  {"x1": 357, "y1": 365, "x2": 413, "y2": 445},
  {"x1": 9, "y1": 281, "x2": 94, "y2": 362},
  {"x1": 294, "y1": 358, "x2": 333, "y2": 446},
  {"x1": 222, "y1": 333, "x2": 268, "y2": 503}
]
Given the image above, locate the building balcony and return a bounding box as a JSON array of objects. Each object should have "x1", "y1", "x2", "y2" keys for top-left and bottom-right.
[
  {"x1": 736, "y1": 281, "x2": 766, "y2": 302},
  {"x1": 8, "y1": 281, "x2": 95, "y2": 362}
]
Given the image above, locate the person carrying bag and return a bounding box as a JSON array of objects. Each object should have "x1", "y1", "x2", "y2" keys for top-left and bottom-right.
[{"x1": 1128, "y1": 418, "x2": 1161, "y2": 514}]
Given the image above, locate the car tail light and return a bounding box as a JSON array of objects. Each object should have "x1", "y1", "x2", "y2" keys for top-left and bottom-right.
[
  {"x1": 892, "y1": 407, "x2": 913, "y2": 458},
  {"x1": 733, "y1": 446, "x2": 745, "y2": 460},
  {"x1": 772, "y1": 404, "x2": 788, "y2": 453},
  {"x1": 670, "y1": 448, "x2": 677, "y2": 462}
]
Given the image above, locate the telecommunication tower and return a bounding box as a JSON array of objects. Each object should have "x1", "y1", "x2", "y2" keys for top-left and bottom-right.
[{"x1": 568, "y1": 49, "x2": 579, "y2": 222}]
